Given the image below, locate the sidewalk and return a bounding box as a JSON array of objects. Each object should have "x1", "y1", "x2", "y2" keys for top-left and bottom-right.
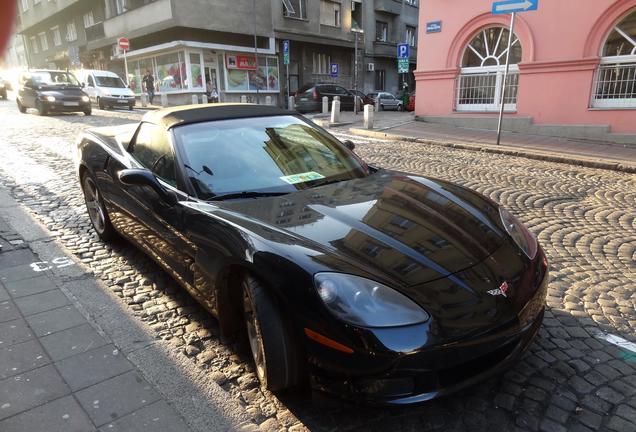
[
  {"x1": 347, "y1": 118, "x2": 636, "y2": 173},
  {"x1": 0, "y1": 218, "x2": 192, "y2": 431}
]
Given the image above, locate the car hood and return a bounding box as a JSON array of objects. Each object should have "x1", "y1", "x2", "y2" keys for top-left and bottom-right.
[
  {"x1": 99, "y1": 86, "x2": 134, "y2": 95},
  {"x1": 38, "y1": 87, "x2": 86, "y2": 97},
  {"x1": 219, "y1": 170, "x2": 507, "y2": 287}
]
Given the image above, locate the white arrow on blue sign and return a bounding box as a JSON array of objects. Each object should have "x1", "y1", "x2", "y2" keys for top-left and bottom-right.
[
  {"x1": 492, "y1": 0, "x2": 537, "y2": 14},
  {"x1": 397, "y1": 43, "x2": 409, "y2": 59},
  {"x1": 330, "y1": 63, "x2": 339, "y2": 78}
]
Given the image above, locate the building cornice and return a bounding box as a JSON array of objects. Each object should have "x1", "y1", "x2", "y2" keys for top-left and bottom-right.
[{"x1": 518, "y1": 57, "x2": 601, "y2": 74}]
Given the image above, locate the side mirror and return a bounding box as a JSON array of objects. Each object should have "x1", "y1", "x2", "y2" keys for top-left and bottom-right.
[
  {"x1": 343, "y1": 140, "x2": 355, "y2": 151},
  {"x1": 118, "y1": 168, "x2": 178, "y2": 206}
]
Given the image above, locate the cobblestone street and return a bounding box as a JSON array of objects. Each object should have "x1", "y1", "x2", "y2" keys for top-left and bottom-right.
[{"x1": 0, "y1": 98, "x2": 634, "y2": 432}]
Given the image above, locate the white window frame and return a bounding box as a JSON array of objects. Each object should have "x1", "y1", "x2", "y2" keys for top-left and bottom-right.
[
  {"x1": 38, "y1": 32, "x2": 48, "y2": 51},
  {"x1": 66, "y1": 21, "x2": 77, "y2": 41},
  {"x1": 83, "y1": 11, "x2": 95, "y2": 28},
  {"x1": 591, "y1": 12, "x2": 636, "y2": 109},
  {"x1": 20, "y1": 0, "x2": 29, "y2": 12},
  {"x1": 405, "y1": 0, "x2": 418, "y2": 6},
  {"x1": 313, "y1": 52, "x2": 331, "y2": 75},
  {"x1": 406, "y1": 25, "x2": 416, "y2": 47},
  {"x1": 376, "y1": 21, "x2": 388, "y2": 42},
  {"x1": 51, "y1": 26, "x2": 62, "y2": 46},
  {"x1": 30, "y1": 36, "x2": 38, "y2": 54},
  {"x1": 282, "y1": 0, "x2": 307, "y2": 20}
]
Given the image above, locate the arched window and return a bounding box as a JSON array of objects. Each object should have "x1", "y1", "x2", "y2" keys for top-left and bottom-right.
[
  {"x1": 456, "y1": 27, "x2": 522, "y2": 112},
  {"x1": 592, "y1": 10, "x2": 636, "y2": 108}
]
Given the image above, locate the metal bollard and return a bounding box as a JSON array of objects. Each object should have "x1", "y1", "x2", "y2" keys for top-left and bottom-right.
[
  {"x1": 241, "y1": 95, "x2": 248, "y2": 103},
  {"x1": 265, "y1": 95, "x2": 272, "y2": 105},
  {"x1": 322, "y1": 96, "x2": 329, "y2": 114},
  {"x1": 191, "y1": 94, "x2": 198, "y2": 105},
  {"x1": 375, "y1": 99, "x2": 380, "y2": 112},
  {"x1": 201, "y1": 95, "x2": 207, "y2": 104},
  {"x1": 160, "y1": 93, "x2": 168, "y2": 107},
  {"x1": 288, "y1": 96, "x2": 295, "y2": 111},
  {"x1": 141, "y1": 93, "x2": 148, "y2": 107},
  {"x1": 331, "y1": 99, "x2": 341, "y2": 124},
  {"x1": 364, "y1": 104, "x2": 374, "y2": 129}
]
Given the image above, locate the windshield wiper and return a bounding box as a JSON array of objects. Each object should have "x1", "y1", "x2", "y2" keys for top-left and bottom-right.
[{"x1": 209, "y1": 191, "x2": 289, "y2": 201}]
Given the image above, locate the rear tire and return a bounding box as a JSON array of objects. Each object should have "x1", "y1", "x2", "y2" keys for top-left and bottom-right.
[
  {"x1": 128, "y1": 104, "x2": 133, "y2": 111},
  {"x1": 81, "y1": 172, "x2": 115, "y2": 241},
  {"x1": 242, "y1": 274, "x2": 301, "y2": 392},
  {"x1": 84, "y1": 108, "x2": 92, "y2": 116}
]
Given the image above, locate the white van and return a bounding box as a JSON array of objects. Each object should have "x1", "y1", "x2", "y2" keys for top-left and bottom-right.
[{"x1": 75, "y1": 69, "x2": 135, "y2": 110}]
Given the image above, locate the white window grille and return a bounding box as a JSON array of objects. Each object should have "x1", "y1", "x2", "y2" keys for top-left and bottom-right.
[
  {"x1": 83, "y1": 11, "x2": 95, "y2": 28},
  {"x1": 282, "y1": 0, "x2": 307, "y2": 19},
  {"x1": 406, "y1": 25, "x2": 416, "y2": 47},
  {"x1": 38, "y1": 32, "x2": 48, "y2": 51},
  {"x1": 51, "y1": 26, "x2": 62, "y2": 46},
  {"x1": 66, "y1": 21, "x2": 77, "y2": 41},
  {"x1": 456, "y1": 26, "x2": 521, "y2": 112},
  {"x1": 591, "y1": 11, "x2": 636, "y2": 108},
  {"x1": 30, "y1": 36, "x2": 38, "y2": 54},
  {"x1": 20, "y1": 0, "x2": 29, "y2": 12}
]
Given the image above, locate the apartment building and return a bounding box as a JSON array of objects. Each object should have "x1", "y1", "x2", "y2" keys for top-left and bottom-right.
[{"x1": 16, "y1": 0, "x2": 417, "y2": 105}]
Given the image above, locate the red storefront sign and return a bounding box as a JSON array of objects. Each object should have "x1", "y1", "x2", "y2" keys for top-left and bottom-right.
[{"x1": 226, "y1": 54, "x2": 257, "y2": 70}]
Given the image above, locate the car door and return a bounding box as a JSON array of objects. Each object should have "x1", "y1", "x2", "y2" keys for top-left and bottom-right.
[
  {"x1": 20, "y1": 78, "x2": 37, "y2": 108},
  {"x1": 108, "y1": 122, "x2": 197, "y2": 287},
  {"x1": 86, "y1": 74, "x2": 97, "y2": 103},
  {"x1": 380, "y1": 93, "x2": 398, "y2": 109},
  {"x1": 333, "y1": 85, "x2": 354, "y2": 110}
]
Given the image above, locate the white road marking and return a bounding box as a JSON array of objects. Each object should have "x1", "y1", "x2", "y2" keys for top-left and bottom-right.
[{"x1": 594, "y1": 330, "x2": 636, "y2": 354}]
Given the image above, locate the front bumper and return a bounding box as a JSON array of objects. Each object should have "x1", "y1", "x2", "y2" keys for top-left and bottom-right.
[
  {"x1": 43, "y1": 100, "x2": 91, "y2": 112},
  {"x1": 309, "y1": 272, "x2": 548, "y2": 405},
  {"x1": 100, "y1": 96, "x2": 135, "y2": 106}
]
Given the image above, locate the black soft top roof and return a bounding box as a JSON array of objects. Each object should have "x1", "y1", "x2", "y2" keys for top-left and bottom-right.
[{"x1": 142, "y1": 103, "x2": 291, "y2": 129}]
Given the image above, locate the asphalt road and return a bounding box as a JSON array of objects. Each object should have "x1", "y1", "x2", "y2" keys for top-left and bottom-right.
[{"x1": 0, "y1": 98, "x2": 634, "y2": 432}]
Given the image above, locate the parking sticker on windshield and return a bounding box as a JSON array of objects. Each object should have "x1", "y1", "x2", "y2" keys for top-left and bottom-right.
[{"x1": 280, "y1": 171, "x2": 325, "y2": 184}]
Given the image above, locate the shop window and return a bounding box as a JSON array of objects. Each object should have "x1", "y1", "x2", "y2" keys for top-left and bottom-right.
[
  {"x1": 156, "y1": 52, "x2": 185, "y2": 92},
  {"x1": 456, "y1": 26, "x2": 521, "y2": 112},
  {"x1": 282, "y1": 0, "x2": 307, "y2": 20},
  {"x1": 320, "y1": 0, "x2": 340, "y2": 27},
  {"x1": 189, "y1": 53, "x2": 203, "y2": 88},
  {"x1": 376, "y1": 21, "x2": 388, "y2": 42},
  {"x1": 226, "y1": 55, "x2": 280, "y2": 92},
  {"x1": 592, "y1": 10, "x2": 636, "y2": 108}
]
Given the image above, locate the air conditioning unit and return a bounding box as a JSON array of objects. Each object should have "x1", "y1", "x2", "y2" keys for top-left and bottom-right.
[{"x1": 367, "y1": 63, "x2": 375, "y2": 72}]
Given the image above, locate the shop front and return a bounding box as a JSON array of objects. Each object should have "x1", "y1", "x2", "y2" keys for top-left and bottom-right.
[{"x1": 119, "y1": 40, "x2": 279, "y2": 106}]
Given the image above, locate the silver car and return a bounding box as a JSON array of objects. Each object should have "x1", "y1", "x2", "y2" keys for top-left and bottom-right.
[{"x1": 367, "y1": 92, "x2": 403, "y2": 111}]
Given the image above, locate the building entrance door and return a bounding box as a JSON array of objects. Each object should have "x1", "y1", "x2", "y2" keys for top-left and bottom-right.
[{"x1": 204, "y1": 66, "x2": 219, "y2": 103}]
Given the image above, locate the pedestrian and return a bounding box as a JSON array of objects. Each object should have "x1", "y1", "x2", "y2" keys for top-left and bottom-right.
[{"x1": 142, "y1": 69, "x2": 155, "y2": 105}]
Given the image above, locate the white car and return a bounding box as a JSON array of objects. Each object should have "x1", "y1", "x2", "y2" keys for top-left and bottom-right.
[
  {"x1": 75, "y1": 69, "x2": 135, "y2": 110},
  {"x1": 367, "y1": 92, "x2": 404, "y2": 111}
]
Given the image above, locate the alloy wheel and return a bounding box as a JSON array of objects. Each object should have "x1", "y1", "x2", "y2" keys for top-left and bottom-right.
[
  {"x1": 243, "y1": 287, "x2": 267, "y2": 383},
  {"x1": 83, "y1": 176, "x2": 106, "y2": 234}
]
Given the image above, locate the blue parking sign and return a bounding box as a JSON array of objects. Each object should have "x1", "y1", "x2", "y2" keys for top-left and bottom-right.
[
  {"x1": 283, "y1": 40, "x2": 289, "y2": 54},
  {"x1": 330, "y1": 63, "x2": 339, "y2": 78},
  {"x1": 397, "y1": 43, "x2": 409, "y2": 59}
]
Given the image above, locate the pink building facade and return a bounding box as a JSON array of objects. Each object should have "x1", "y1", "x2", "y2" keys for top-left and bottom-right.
[{"x1": 414, "y1": 0, "x2": 636, "y2": 137}]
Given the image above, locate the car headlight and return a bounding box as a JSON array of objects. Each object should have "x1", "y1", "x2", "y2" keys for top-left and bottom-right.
[
  {"x1": 314, "y1": 273, "x2": 430, "y2": 327},
  {"x1": 81, "y1": 96, "x2": 90, "y2": 102},
  {"x1": 499, "y1": 207, "x2": 538, "y2": 259},
  {"x1": 45, "y1": 95, "x2": 56, "y2": 102}
]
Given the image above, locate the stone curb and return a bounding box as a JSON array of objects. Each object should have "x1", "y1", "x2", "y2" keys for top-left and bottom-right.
[{"x1": 348, "y1": 128, "x2": 636, "y2": 174}]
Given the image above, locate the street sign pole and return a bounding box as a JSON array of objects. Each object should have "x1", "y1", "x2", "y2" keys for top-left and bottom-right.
[
  {"x1": 354, "y1": 32, "x2": 358, "y2": 115},
  {"x1": 496, "y1": 12, "x2": 516, "y2": 146}
]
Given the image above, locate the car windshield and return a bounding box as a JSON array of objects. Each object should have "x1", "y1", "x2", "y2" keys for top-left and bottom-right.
[
  {"x1": 174, "y1": 115, "x2": 369, "y2": 200},
  {"x1": 31, "y1": 71, "x2": 80, "y2": 86},
  {"x1": 95, "y1": 76, "x2": 126, "y2": 88}
]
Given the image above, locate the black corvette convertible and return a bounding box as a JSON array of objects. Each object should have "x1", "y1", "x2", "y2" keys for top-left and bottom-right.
[{"x1": 76, "y1": 104, "x2": 548, "y2": 404}]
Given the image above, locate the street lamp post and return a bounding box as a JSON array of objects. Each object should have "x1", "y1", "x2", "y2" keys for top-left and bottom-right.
[{"x1": 352, "y1": 28, "x2": 364, "y2": 115}]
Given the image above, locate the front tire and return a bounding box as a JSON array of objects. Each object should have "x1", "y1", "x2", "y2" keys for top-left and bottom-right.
[
  {"x1": 81, "y1": 172, "x2": 115, "y2": 241},
  {"x1": 242, "y1": 275, "x2": 301, "y2": 392},
  {"x1": 36, "y1": 100, "x2": 47, "y2": 116},
  {"x1": 16, "y1": 99, "x2": 26, "y2": 113},
  {"x1": 84, "y1": 108, "x2": 92, "y2": 116},
  {"x1": 97, "y1": 97, "x2": 105, "y2": 110}
]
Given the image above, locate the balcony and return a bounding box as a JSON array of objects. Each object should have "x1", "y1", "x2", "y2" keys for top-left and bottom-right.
[
  {"x1": 103, "y1": 0, "x2": 173, "y2": 40},
  {"x1": 373, "y1": 41, "x2": 417, "y2": 60},
  {"x1": 85, "y1": 22, "x2": 105, "y2": 41},
  {"x1": 374, "y1": 0, "x2": 402, "y2": 15}
]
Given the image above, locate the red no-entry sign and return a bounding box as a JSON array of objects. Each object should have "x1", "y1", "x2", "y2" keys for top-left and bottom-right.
[{"x1": 118, "y1": 37, "x2": 130, "y2": 51}]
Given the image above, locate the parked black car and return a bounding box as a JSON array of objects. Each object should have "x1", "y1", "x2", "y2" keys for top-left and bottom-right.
[
  {"x1": 348, "y1": 89, "x2": 374, "y2": 106},
  {"x1": 76, "y1": 104, "x2": 548, "y2": 405},
  {"x1": 295, "y1": 84, "x2": 355, "y2": 113},
  {"x1": 16, "y1": 70, "x2": 91, "y2": 116}
]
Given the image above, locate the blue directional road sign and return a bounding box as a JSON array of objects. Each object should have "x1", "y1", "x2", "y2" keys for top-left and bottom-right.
[
  {"x1": 283, "y1": 40, "x2": 290, "y2": 65},
  {"x1": 492, "y1": 0, "x2": 538, "y2": 14},
  {"x1": 330, "y1": 63, "x2": 339, "y2": 78},
  {"x1": 397, "y1": 43, "x2": 410, "y2": 59}
]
